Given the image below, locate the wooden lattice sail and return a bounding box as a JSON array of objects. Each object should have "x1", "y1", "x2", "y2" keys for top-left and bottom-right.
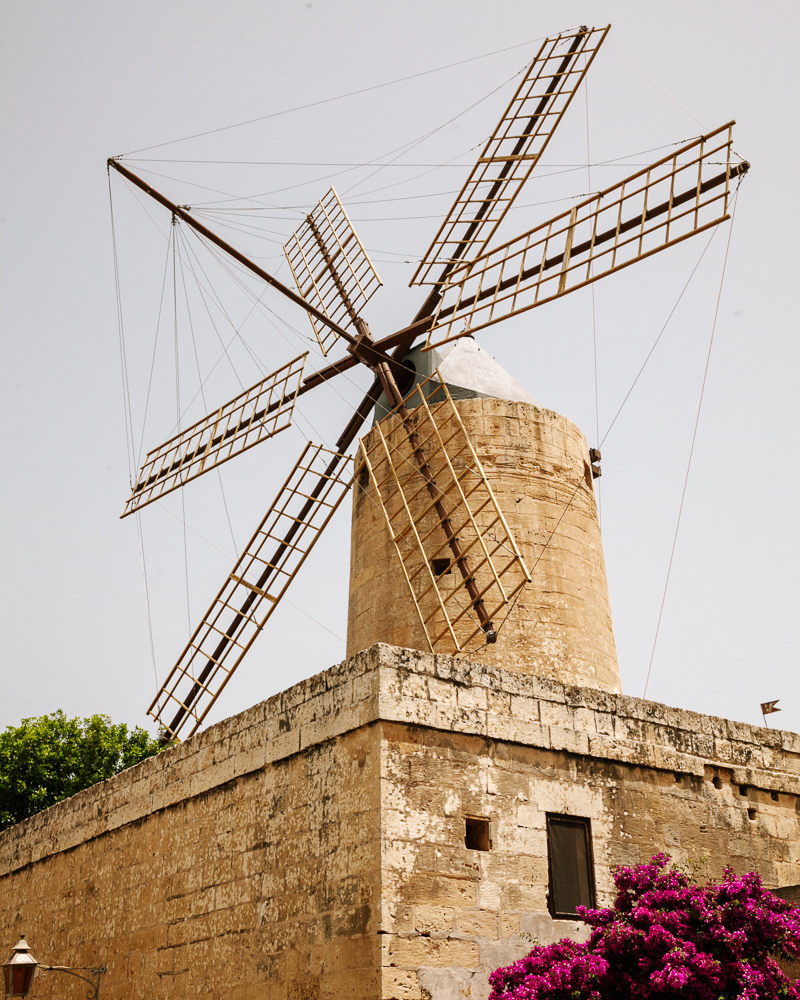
[
  {"x1": 124, "y1": 354, "x2": 307, "y2": 516},
  {"x1": 284, "y1": 187, "x2": 382, "y2": 355},
  {"x1": 411, "y1": 25, "x2": 609, "y2": 286},
  {"x1": 358, "y1": 373, "x2": 531, "y2": 655},
  {"x1": 426, "y1": 123, "x2": 747, "y2": 347},
  {"x1": 148, "y1": 443, "x2": 353, "y2": 739}
]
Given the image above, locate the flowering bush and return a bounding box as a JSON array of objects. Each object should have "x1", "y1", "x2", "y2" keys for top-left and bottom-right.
[{"x1": 489, "y1": 854, "x2": 800, "y2": 999}]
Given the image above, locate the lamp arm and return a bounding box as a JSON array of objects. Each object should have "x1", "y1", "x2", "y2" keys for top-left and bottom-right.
[{"x1": 40, "y1": 965, "x2": 106, "y2": 999}]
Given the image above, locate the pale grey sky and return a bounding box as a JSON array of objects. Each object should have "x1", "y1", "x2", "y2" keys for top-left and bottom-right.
[{"x1": 1, "y1": 1, "x2": 798, "y2": 736}]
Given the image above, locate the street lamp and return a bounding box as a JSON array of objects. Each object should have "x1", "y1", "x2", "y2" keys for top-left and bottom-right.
[
  {"x1": 3, "y1": 937, "x2": 106, "y2": 999},
  {"x1": 2, "y1": 938, "x2": 36, "y2": 998}
]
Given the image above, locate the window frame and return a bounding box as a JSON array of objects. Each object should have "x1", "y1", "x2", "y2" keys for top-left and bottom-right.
[{"x1": 545, "y1": 813, "x2": 596, "y2": 919}]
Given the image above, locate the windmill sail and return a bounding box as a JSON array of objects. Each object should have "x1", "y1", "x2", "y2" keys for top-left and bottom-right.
[
  {"x1": 426, "y1": 123, "x2": 745, "y2": 347},
  {"x1": 284, "y1": 187, "x2": 382, "y2": 355},
  {"x1": 410, "y1": 25, "x2": 609, "y2": 287},
  {"x1": 148, "y1": 442, "x2": 353, "y2": 739},
  {"x1": 359, "y1": 374, "x2": 531, "y2": 655},
  {"x1": 124, "y1": 354, "x2": 308, "y2": 516}
]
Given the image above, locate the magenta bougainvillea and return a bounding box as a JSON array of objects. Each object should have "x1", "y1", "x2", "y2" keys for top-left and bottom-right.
[{"x1": 489, "y1": 854, "x2": 800, "y2": 999}]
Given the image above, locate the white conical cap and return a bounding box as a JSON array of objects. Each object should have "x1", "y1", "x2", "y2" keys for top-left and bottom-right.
[{"x1": 438, "y1": 337, "x2": 538, "y2": 406}]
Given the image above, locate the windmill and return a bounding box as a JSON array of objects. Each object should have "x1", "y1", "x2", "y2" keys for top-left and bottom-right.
[{"x1": 108, "y1": 24, "x2": 748, "y2": 741}]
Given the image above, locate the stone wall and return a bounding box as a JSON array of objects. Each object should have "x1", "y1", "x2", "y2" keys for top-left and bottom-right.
[
  {"x1": 1, "y1": 644, "x2": 798, "y2": 999},
  {"x1": 0, "y1": 657, "x2": 384, "y2": 1000},
  {"x1": 373, "y1": 647, "x2": 800, "y2": 998}
]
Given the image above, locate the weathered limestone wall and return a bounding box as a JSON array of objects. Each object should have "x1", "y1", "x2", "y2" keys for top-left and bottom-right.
[
  {"x1": 0, "y1": 657, "x2": 385, "y2": 1000},
  {"x1": 347, "y1": 399, "x2": 621, "y2": 694},
  {"x1": 380, "y1": 732, "x2": 800, "y2": 999},
  {"x1": 1, "y1": 645, "x2": 798, "y2": 1000},
  {"x1": 375, "y1": 647, "x2": 800, "y2": 999}
]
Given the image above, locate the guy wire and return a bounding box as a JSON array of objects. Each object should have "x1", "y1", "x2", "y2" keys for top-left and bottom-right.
[
  {"x1": 108, "y1": 172, "x2": 160, "y2": 692},
  {"x1": 643, "y1": 186, "x2": 741, "y2": 700}
]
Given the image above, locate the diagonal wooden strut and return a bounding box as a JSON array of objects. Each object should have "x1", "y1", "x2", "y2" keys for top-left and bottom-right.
[
  {"x1": 306, "y1": 213, "x2": 360, "y2": 325},
  {"x1": 110, "y1": 158, "x2": 434, "y2": 396},
  {"x1": 123, "y1": 354, "x2": 307, "y2": 516},
  {"x1": 411, "y1": 24, "x2": 609, "y2": 286},
  {"x1": 426, "y1": 123, "x2": 748, "y2": 346},
  {"x1": 149, "y1": 443, "x2": 353, "y2": 740},
  {"x1": 108, "y1": 159, "x2": 358, "y2": 349}
]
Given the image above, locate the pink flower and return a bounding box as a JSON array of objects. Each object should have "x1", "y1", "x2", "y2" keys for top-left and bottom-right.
[{"x1": 488, "y1": 854, "x2": 800, "y2": 999}]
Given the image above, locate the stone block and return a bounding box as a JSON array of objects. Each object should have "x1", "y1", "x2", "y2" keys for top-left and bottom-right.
[
  {"x1": 509, "y1": 694, "x2": 540, "y2": 722},
  {"x1": 548, "y1": 726, "x2": 589, "y2": 755},
  {"x1": 782, "y1": 732, "x2": 800, "y2": 754},
  {"x1": 413, "y1": 905, "x2": 455, "y2": 935},
  {"x1": 477, "y1": 881, "x2": 503, "y2": 911},
  {"x1": 499, "y1": 914, "x2": 521, "y2": 937},
  {"x1": 381, "y1": 969, "x2": 423, "y2": 1000},
  {"x1": 572, "y1": 708, "x2": 596, "y2": 732},
  {"x1": 388, "y1": 936, "x2": 479, "y2": 968},
  {"x1": 416, "y1": 968, "x2": 475, "y2": 1000},
  {"x1": 456, "y1": 910, "x2": 499, "y2": 939},
  {"x1": 434, "y1": 705, "x2": 486, "y2": 737},
  {"x1": 486, "y1": 715, "x2": 550, "y2": 748}
]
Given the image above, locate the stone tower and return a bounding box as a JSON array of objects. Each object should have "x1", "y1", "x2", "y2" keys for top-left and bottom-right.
[{"x1": 347, "y1": 338, "x2": 622, "y2": 694}]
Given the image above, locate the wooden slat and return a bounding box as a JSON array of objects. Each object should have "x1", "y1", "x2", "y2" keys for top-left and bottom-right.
[
  {"x1": 359, "y1": 373, "x2": 531, "y2": 656},
  {"x1": 284, "y1": 187, "x2": 382, "y2": 355}
]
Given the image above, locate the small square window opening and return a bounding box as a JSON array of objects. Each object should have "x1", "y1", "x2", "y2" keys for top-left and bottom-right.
[
  {"x1": 431, "y1": 558, "x2": 451, "y2": 577},
  {"x1": 465, "y1": 817, "x2": 491, "y2": 851}
]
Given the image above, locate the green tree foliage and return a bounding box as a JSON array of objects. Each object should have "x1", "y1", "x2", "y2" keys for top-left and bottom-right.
[{"x1": 0, "y1": 711, "x2": 166, "y2": 829}]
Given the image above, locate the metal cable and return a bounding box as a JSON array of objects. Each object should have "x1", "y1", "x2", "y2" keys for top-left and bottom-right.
[
  {"x1": 120, "y1": 35, "x2": 553, "y2": 156},
  {"x1": 600, "y1": 227, "x2": 719, "y2": 448},
  {"x1": 176, "y1": 225, "x2": 239, "y2": 555},
  {"x1": 108, "y1": 173, "x2": 160, "y2": 692},
  {"x1": 136, "y1": 235, "x2": 173, "y2": 467},
  {"x1": 171, "y1": 222, "x2": 193, "y2": 635},
  {"x1": 643, "y1": 187, "x2": 741, "y2": 699}
]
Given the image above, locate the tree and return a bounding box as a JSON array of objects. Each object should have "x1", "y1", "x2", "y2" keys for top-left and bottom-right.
[
  {"x1": 0, "y1": 711, "x2": 166, "y2": 829},
  {"x1": 489, "y1": 853, "x2": 800, "y2": 1000}
]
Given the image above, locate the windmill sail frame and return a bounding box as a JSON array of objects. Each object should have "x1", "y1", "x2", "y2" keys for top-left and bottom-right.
[
  {"x1": 359, "y1": 373, "x2": 531, "y2": 655},
  {"x1": 425, "y1": 123, "x2": 742, "y2": 347},
  {"x1": 284, "y1": 187, "x2": 383, "y2": 355},
  {"x1": 411, "y1": 24, "x2": 609, "y2": 286},
  {"x1": 148, "y1": 442, "x2": 353, "y2": 739},
  {"x1": 124, "y1": 354, "x2": 308, "y2": 516}
]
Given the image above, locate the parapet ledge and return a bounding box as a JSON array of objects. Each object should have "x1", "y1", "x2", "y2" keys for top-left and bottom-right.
[{"x1": 1, "y1": 643, "x2": 797, "y2": 876}]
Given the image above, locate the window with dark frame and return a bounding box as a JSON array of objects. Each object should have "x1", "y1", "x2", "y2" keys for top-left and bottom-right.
[{"x1": 546, "y1": 814, "x2": 595, "y2": 918}]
